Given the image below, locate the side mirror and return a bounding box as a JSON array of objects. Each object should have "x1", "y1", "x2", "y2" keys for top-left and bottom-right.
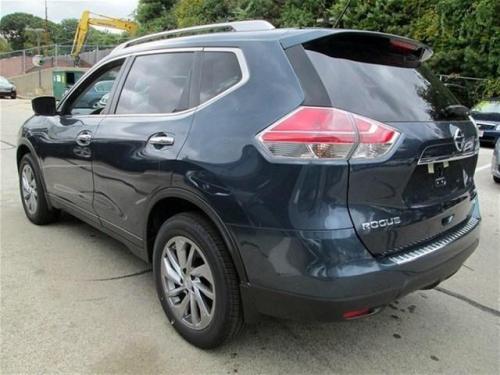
[{"x1": 32, "y1": 96, "x2": 57, "y2": 116}]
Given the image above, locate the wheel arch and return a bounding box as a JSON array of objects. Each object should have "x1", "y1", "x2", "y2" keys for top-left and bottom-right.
[
  {"x1": 16, "y1": 141, "x2": 35, "y2": 168},
  {"x1": 16, "y1": 139, "x2": 56, "y2": 211},
  {"x1": 145, "y1": 188, "x2": 249, "y2": 283}
]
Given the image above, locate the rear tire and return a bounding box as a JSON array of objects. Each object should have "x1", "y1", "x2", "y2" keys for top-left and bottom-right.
[
  {"x1": 19, "y1": 154, "x2": 59, "y2": 225},
  {"x1": 494, "y1": 176, "x2": 500, "y2": 183},
  {"x1": 153, "y1": 212, "x2": 243, "y2": 349}
]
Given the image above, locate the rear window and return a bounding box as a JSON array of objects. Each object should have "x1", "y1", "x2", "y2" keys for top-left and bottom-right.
[{"x1": 299, "y1": 35, "x2": 464, "y2": 122}]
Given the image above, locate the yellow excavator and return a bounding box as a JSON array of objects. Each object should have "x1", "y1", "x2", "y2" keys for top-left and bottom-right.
[{"x1": 71, "y1": 10, "x2": 138, "y2": 65}]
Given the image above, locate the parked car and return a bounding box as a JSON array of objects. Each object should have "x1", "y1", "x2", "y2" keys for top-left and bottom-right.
[
  {"x1": 492, "y1": 140, "x2": 500, "y2": 183},
  {"x1": 0, "y1": 75, "x2": 16, "y2": 99},
  {"x1": 17, "y1": 21, "x2": 481, "y2": 348},
  {"x1": 68, "y1": 79, "x2": 115, "y2": 114},
  {"x1": 471, "y1": 98, "x2": 500, "y2": 145},
  {"x1": 93, "y1": 92, "x2": 110, "y2": 109}
]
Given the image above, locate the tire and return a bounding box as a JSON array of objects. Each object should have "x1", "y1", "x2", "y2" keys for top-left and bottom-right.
[
  {"x1": 494, "y1": 176, "x2": 500, "y2": 184},
  {"x1": 11, "y1": 92, "x2": 16, "y2": 99},
  {"x1": 153, "y1": 212, "x2": 243, "y2": 349},
  {"x1": 19, "y1": 154, "x2": 59, "y2": 225}
]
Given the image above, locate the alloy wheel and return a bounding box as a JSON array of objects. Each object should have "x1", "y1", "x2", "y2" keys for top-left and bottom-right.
[
  {"x1": 161, "y1": 236, "x2": 216, "y2": 330},
  {"x1": 21, "y1": 164, "x2": 38, "y2": 215}
]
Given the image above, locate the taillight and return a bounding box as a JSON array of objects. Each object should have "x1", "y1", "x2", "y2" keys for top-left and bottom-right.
[{"x1": 257, "y1": 106, "x2": 399, "y2": 160}]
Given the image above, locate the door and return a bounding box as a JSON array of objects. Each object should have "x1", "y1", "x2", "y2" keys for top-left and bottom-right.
[
  {"x1": 92, "y1": 50, "x2": 199, "y2": 243},
  {"x1": 39, "y1": 59, "x2": 125, "y2": 220}
]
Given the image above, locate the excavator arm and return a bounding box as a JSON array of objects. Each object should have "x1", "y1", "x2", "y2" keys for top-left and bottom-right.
[{"x1": 71, "y1": 10, "x2": 138, "y2": 63}]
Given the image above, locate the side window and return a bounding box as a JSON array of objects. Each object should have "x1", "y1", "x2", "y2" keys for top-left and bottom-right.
[
  {"x1": 66, "y1": 61, "x2": 123, "y2": 115},
  {"x1": 116, "y1": 52, "x2": 195, "y2": 114},
  {"x1": 199, "y1": 52, "x2": 242, "y2": 104}
]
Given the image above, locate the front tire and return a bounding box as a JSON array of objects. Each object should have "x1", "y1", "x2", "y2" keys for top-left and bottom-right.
[
  {"x1": 19, "y1": 154, "x2": 58, "y2": 224},
  {"x1": 153, "y1": 212, "x2": 243, "y2": 348},
  {"x1": 494, "y1": 176, "x2": 500, "y2": 183}
]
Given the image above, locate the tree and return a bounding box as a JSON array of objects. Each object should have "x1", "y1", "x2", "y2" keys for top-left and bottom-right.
[
  {"x1": 0, "y1": 12, "x2": 61, "y2": 50},
  {"x1": 232, "y1": 0, "x2": 283, "y2": 26},
  {"x1": 55, "y1": 18, "x2": 79, "y2": 44},
  {"x1": 327, "y1": 0, "x2": 499, "y2": 97},
  {"x1": 174, "y1": 0, "x2": 231, "y2": 27},
  {"x1": 0, "y1": 36, "x2": 12, "y2": 52},
  {"x1": 136, "y1": 0, "x2": 178, "y2": 32}
]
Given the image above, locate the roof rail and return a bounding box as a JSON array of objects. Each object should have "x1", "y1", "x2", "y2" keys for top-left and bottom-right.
[{"x1": 114, "y1": 20, "x2": 274, "y2": 52}]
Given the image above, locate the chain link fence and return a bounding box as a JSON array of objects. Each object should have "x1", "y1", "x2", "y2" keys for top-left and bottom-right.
[{"x1": 0, "y1": 44, "x2": 115, "y2": 78}]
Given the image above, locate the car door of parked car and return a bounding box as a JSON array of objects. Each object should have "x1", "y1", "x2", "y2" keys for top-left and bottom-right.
[
  {"x1": 92, "y1": 49, "x2": 200, "y2": 247},
  {"x1": 38, "y1": 58, "x2": 126, "y2": 224}
]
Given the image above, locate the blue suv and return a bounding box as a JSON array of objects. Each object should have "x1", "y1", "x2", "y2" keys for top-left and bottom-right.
[{"x1": 17, "y1": 21, "x2": 481, "y2": 348}]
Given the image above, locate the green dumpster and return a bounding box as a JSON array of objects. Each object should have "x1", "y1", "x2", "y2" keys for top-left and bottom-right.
[{"x1": 52, "y1": 68, "x2": 87, "y2": 100}]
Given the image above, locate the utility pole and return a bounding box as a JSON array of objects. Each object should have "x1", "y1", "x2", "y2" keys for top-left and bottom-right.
[{"x1": 25, "y1": 27, "x2": 45, "y2": 91}]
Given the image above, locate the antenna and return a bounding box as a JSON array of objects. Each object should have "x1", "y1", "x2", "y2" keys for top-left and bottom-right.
[{"x1": 333, "y1": 0, "x2": 352, "y2": 28}]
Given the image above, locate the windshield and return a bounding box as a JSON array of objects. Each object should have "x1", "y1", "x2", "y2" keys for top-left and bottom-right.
[
  {"x1": 0, "y1": 76, "x2": 10, "y2": 85},
  {"x1": 472, "y1": 100, "x2": 500, "y2": 114}
]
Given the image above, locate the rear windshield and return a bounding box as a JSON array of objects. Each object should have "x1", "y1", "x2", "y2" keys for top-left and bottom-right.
[{"x1": 303, "y1": 40, "x2": 464, "y2": 122}]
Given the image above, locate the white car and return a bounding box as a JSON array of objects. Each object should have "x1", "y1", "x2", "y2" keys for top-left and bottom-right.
[{"x1": 492, "y1": 139, "x2": 500, "y2": 183}]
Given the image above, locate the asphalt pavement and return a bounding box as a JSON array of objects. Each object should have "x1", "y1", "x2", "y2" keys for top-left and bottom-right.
[{"x1": 1, "y1": 99, "x2": 499, "y2": 374}]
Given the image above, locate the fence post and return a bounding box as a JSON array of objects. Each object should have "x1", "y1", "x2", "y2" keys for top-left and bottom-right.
[
  {"x1": 22, "y1": 50, "x2": 26, "y2": 74},
  {"x1": 54, "y1": 44, "x2": 58, "y2": 66}
]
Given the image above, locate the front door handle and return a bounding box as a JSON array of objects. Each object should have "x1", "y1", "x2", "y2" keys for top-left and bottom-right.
[
  {"x1": 148, "y1": 134, "x2": 174, "y2": 147},
  {"x1": 76, "y1": 130, "x2": 92, "y2": 146}
]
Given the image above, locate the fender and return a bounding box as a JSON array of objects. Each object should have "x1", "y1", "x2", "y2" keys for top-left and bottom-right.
[{"x1": 145, "y1": 187, "x2": 249, "y2": 284}]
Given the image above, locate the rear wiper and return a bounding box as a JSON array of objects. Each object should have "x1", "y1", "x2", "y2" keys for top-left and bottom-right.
[{"x1": 442, "y1": 104, "x2": 469, "y2": 118}]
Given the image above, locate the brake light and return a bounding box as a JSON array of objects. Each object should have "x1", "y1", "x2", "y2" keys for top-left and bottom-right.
[
  {"x1": 257, "y1": 106, "x2": 399, "y2": 160},
  {"x1": 390, "y1": 39, "x2": 419, "y2": 53}
]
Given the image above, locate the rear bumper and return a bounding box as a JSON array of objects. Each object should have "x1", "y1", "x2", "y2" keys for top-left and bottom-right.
[{"x1": 235, "y1": 214, "x2": 480, "y2": 322}]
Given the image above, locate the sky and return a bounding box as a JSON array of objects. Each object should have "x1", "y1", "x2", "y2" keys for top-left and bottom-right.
[{"x1": 0, "y1": 0, "x2": 139, "y2": 23}]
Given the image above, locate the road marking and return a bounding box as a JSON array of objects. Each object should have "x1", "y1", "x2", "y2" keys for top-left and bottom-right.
[{"x1": 475, "y1": 164, "x2": 491, "y2": 173}]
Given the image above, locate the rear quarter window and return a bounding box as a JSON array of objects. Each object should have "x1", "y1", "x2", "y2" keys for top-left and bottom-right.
[{"x1": 199, "y1": 52, "x2": 242, "y2": 104}]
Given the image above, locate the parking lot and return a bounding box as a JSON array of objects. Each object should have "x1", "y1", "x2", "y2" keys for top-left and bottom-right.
[{"x1": 1, "y1": 99, "x2": 499, "y2": 374}]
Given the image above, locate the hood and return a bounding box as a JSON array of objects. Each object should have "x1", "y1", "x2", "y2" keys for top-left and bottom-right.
[{"x1": 0, "y1": 82, "x2": 14, "y2": 89}]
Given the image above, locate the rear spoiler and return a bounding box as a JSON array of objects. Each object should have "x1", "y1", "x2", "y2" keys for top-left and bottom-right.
[{"x1": 280, "y1": 29, "x2": 433, "y2": 64}]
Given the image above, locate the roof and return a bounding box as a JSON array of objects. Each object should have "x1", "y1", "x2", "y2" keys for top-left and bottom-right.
[
  {"x1": 106, "y1": 28, "x2": 330, "y2": 59},
  {"x1": 103, "y1": 20, "x2": 431, "y2": 62}
]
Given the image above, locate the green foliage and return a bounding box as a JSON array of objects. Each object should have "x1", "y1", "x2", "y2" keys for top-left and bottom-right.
[
  {"x1": 0, "y1": 13, "x2": 127, "y2": 51},
  {"x1": 232, "y1": 0, "x2": 282, "y2": 25},
  {"x1": 279, "y1": 0, "x2": 327, "y2": 27},
  {"x1": 0, "y1": 12, "x2": 57, "y2": 49},
  {"x1": 482, "y1": 78, "x2": 500, "y2": 98},
  {"x1": 136, "y1": 0, "x2": 178, "y2": 33},
  {"x1": 0, "y1": 36, "x2": 12, "y2": 52},
  {"x1": 328, "y1": 0, "x2": 499, "y2": 101},
  {"x1": 174, "y1": 0, "x2": 231, "y2": 27},
  {"x1": 54, "y1": 18, "x2": 79, "y2": 44}
]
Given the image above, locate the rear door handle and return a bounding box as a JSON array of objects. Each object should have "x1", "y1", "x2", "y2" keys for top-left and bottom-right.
[
  {"x1": 76, "y1": 130, "x2": 92, "y2": 146},
  {"x1": 148, "y1": 134, "x2": 174, "y2": 147}
]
